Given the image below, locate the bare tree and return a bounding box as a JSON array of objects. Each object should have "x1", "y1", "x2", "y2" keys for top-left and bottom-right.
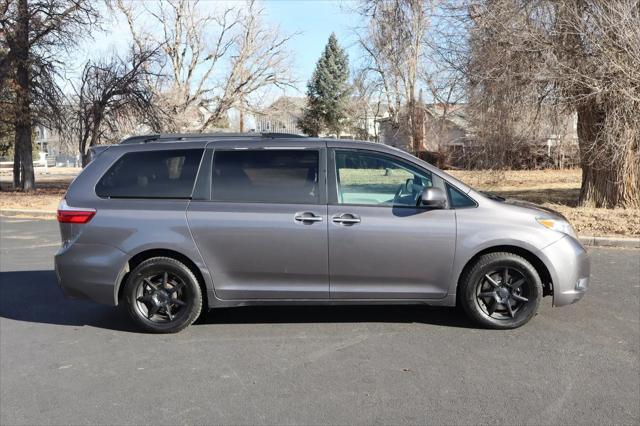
[
  {"x1": 66, "y1": 47, "x2": 164, "y2": 165},
  {"x1": 114, "y1": 0, "x2": 296, "y2": 132},
  {"x1": 356, "y1": 0, "x2": 430, "y2": 153},
  {"x1": 464, "y1": 0, "x2": 639, "y2": 208},
  {"x1": 0, "y1": 0, "x2": 98, "y2": 191},
  {"x1": 421, "y1": 13, "x2": 468, "y2": 166},
  {"x1": 348, "y1": 69, "x2": 386, "y2": 141}
]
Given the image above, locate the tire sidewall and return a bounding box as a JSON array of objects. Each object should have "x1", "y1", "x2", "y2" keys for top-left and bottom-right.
[
  {"x1": 124, "y1": 257, "x2": 202, "y2": 333},
  {"x1": 461, "y1": 254, "x2": 542, "y2": 329}
]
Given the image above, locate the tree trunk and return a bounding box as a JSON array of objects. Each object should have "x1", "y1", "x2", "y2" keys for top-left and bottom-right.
[
  {"x1": 81, "y1": 152, "x2": 91, "y2": 167},
  {"x1": 577, "y1": 100, "x2": 639, "y2": 208},
  {"x1": 14, "y1": 121, "x2": 34, "y2": 191},
  {"x1": 80, "y1": 122, "x2": 101, "y2": 167},
  {"x1": 13, "y1": 0, "x2": 35, "y2": 192},
  {"x1": 12, "y1": 146, "x2": 21, "y2": 188},
  {"x1": 409, "y1": 100, "x2": 424, "y2": 155}
]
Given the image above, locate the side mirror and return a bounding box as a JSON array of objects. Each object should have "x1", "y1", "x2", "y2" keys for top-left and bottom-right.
[{"x1": 419, "y1": 187, "x2": 447, "y2": 209}]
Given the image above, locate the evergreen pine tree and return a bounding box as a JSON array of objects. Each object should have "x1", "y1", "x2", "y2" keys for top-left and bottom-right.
[{"x1": 299, "y1": 33, "x2": 350, "y2": 137}]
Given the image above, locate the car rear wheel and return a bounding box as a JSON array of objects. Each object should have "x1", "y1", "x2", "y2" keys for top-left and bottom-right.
[
  {"x1": 124, "y1": 257, "x2": 202, "y2": 333},
  {"x1": 459, "y1": 252, "x2": 542, "y2": 329}
]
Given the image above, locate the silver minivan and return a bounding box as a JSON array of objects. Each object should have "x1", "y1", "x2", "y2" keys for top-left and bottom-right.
[{"x1": 55, "y1": 134, "x2": 589, "y2": 333}]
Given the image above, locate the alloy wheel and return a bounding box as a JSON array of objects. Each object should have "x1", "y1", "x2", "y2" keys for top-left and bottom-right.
[
  {"x1": 475, "y1": 267, "x2": 531, "y2": 320},
  {"x1": 134, "y1": 272, "x2": 188, "y2": 323}
]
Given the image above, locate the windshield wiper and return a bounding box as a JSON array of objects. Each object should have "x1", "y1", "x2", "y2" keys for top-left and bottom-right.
[{"x1": 481, "y1": 192, "x2": 506, "y2": 202}]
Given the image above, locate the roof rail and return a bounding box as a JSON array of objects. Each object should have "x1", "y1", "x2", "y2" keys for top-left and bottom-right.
[
  {"x1": 119, "y1": 132, "x2": 306, "y2": 144},
  {"x1": 261, "y1": 133, "x2": 306, "y2": 139}
]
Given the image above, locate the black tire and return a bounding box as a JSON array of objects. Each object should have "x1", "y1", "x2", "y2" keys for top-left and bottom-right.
[
  {"x1": 459, "y1": 252, "x2": 542, "y2": 329},
  {"x1": 124, "y1": 257, "x2": 202, "y2": 333}
]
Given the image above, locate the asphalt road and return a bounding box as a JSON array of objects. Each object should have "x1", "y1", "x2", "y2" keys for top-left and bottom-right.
[{"x1": 1, "y1": 217, "x2": 638, "y2": 425}]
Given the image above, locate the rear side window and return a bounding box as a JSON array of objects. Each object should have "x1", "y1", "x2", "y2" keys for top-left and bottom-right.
[
  {"x1": 96, "y1": 149, "x2": 204, "y2": 199},
  {"x1": 211, "y1": 150, "x2": 319, "y2": 204}
]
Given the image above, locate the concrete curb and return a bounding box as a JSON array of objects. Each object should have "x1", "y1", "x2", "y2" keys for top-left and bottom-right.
[
  {"x1": 1, "y1": 209, "x2": 56, "y2": 219},
  {"x1": 578, "y1": 235, "x2": 640, "y2": 248},
  {"x1": 1, "y1": 209, "x2": 639, "y2": 248}
]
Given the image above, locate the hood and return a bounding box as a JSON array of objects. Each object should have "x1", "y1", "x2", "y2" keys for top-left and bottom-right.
[
  {"x1": 502, "y1": 197, "x2": 566, "y2": 220},
  {"x1": 479, "y1": 191, "x2": 566, "y2": 219}
]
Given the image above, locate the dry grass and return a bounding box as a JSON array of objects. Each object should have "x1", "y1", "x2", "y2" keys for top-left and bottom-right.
[
  {"x1": 0, "y1": 186, "x2": 65, "y2": 211},
  {"x1": 448, "y1": 169, "x2": 640, "y2": 237},
  {"x1": 0, "y1": 167, "x2": 79, "y2": 211},
  {"x1": 0, "y1": 168, "x2": 638, "y2": 237},
  {"x1": 449, "y1": 169, "x2": 581, "y2": 194}
]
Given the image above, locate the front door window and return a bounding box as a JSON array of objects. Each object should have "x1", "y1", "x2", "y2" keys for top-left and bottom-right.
[{"x1": 335, "y1": 150, "x2": 433, "y2": 207}]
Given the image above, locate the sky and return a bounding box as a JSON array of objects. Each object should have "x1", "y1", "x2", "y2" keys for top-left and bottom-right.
[
  {"x1": 262, "y1": 0, "x2": 360, "y2": 89},
  {"x1": 72, "y1": 0, "x2": 362, "y2": 98}
]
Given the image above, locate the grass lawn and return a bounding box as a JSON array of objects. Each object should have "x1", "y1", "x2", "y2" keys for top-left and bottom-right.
[
  {"x1": 0, "y1": 167, "x2": 638, "y2": 237},
  {"x1": 449, "y1": 169, "x2": 639, "y2": 237},
  {"x1": 0, "y1": 168, "x2": 79, "y2": 212}
]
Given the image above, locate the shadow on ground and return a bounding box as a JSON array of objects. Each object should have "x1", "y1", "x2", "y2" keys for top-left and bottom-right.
[
  {"x1": 0, "y1": 270, "x2": 137, "y2": 332},
  {"x1": 0, "y1": 270, "x2": 475, "y2": 331},
  {"x1": 0, "y1": 180, "x2": 70, "y2": 193},
  {"x1": 199, "y1": 305, "x2": 473, "y2": 328}
]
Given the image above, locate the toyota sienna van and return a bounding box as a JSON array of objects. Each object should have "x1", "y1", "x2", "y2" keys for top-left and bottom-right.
[{"x1": 55, "y1": 133, "x2": 589, "y2": 333}]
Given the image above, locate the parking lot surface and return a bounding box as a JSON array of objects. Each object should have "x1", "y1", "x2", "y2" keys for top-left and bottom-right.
[{"x1": 1, "y1": 217, "x2": 638, "y2": 425}]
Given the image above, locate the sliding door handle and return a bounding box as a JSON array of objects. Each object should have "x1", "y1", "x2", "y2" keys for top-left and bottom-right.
[
  {"x1": 294, "y1": 212, "x2": 323, "y2": 223},
  {"x1": 332, "y1": 213, "x2": 361, "y2": 225}
]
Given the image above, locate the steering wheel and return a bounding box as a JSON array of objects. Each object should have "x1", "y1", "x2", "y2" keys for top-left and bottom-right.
[{"x1": 392, "y1": 183, "x2": 404, "y2": 204}]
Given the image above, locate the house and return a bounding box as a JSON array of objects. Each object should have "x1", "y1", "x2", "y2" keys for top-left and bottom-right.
[
  {"x1": 33, "y1": 125, "x2": 76, "y2": 166},
  {"x1": 377, "y1": 103, "x2": 469, "y2": 154},
  {"x1": 253, "y1": 97, "x2": 306, "y2": 135},
  {"x1": 378, "y1": 103, "x2": 579, "y2": 168},
  {"x1": 252, "y1": 96, "x2": 387, "y2": 140}
]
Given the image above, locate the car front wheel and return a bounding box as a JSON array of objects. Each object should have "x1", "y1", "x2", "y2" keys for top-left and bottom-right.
[
  {"x1": 459, "y1": 252, "x2": 542, "y2": 329},
  {"x1": 124, "y1": 257, "x2": 202, "y2": 333}
]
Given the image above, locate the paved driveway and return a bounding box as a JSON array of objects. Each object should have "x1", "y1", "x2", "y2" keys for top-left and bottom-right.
[{"x1": 1, "y1": 217, "x2": 638, "y2": 425}]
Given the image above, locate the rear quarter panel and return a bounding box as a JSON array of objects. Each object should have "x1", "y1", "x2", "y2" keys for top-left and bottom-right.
[{"x1": 63, "y1": 143, "x2": 215, "y2": 305}]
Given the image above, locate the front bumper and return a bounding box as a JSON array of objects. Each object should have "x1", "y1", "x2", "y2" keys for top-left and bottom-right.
[
  {"x1": 539, "y1": 235, "x2": 590, "y2": 306},
  {"x1": 55, "y1": 242, "x2": 128, "y2": 306}
]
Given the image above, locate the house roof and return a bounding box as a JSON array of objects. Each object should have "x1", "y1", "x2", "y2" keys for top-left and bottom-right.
[
  {"x1": 376, "y1": 103, "x2": 469, "y2": 131},
  {"x1": 256, "y1": 96, "x2": 306, "y2": 115}
]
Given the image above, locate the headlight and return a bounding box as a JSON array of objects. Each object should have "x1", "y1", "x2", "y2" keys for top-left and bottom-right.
[{"x1": 536, "y1": 217, "x2": 577, "y2": 238}]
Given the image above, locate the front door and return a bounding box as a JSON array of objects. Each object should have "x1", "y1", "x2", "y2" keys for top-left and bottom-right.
[
  {"x1": 187, "y1": 140, "x2": 328, "y2": 299},
  {"x1": 327, "y1": 148, "x2": 456, "y2": 299}
]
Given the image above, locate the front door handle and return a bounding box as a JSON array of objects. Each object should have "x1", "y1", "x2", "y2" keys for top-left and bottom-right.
[
  {"x1": 332, "y1": 213, "x2": 361, "y2": 225},
  {"x1": 294, "y1": 212, "x2": 323, "y2": 224}
]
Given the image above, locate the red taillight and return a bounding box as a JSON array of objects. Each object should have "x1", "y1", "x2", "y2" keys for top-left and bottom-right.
[
  {"x1": 57, "y1": 210, "x2": 95, "y2": 223},
  {"x1": 57, "y1": 200, "x2": 96, "y2": 224}
]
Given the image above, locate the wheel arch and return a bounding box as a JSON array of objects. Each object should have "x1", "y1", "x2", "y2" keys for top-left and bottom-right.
[
  {"x1": 455, "y1": 245, "x2": 553, "y2": 304},
  {"x1": 116, "y1": 248, "x2": 208, "y2": 308}
]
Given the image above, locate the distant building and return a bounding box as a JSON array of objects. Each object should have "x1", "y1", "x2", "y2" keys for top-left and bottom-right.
[
  {"x1": 33, "y1": 125, "x2": 78, "y2": 166},
  {"x1": 377, "y1": 103, "x2": 579, "y2": 167},
  {"x1": 253, "y1": 97, "x2": 306, "y2": 135},
  {"x1": 252, "y1": 96, "x2": 387, "y2": 140},
  {"x1": 347, "y1": 101, "x2": 388, "y2": 141},
  {"x1": 377, "y1": 103, "x2": 469, "y2": 153},
  {"x1": 33, "y1": 125, "x2": 59, "y2": 156}
]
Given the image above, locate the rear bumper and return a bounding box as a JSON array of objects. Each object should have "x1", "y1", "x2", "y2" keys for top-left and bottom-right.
[
  {"x1": 55, "y1": 242, "x2": 128, "y2": 306},
  {"x1": 539, "y1": 235, "x2": 590, "y2": 306}
]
